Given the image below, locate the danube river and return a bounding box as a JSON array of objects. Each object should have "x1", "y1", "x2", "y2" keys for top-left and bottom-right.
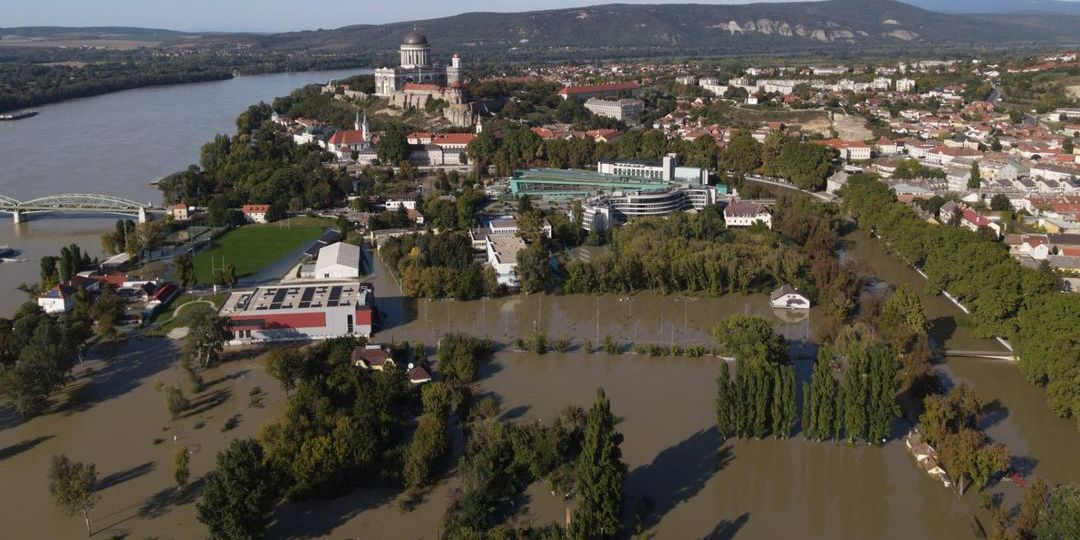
[{"x1": 0, "y1": 69, "x2": 370, "y2": 315}]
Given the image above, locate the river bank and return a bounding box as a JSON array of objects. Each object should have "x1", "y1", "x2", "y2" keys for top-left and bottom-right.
[{"x1": 0, "y1": 68, "x2": 372, "y2": 317}]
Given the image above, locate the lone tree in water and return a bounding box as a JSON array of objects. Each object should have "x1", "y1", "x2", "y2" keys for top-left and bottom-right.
[
  {"x1": 174, "y1": 447, "x2": 191, "y2": 493},
  {"x1": 185, "y1": 309, "x2": 232, "y2": 368},
  {"x1": 570, "y1": 388, "x2": 626, "y2": 539},
  {"x1": 48, "y1": 455, "x2": 99, "y2": 536},
  {"x1": 197, "y1": 438, "x2": 276, "y2": 540}
]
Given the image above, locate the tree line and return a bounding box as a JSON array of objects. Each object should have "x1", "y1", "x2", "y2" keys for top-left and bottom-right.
[
  {"x1": 713, "y1": 316, "x2": 797, "y2": 440},
  {"x1": 157, "y1": 103, "x2": 351, "y2": 213},
  {"x1": 562, "y1": 207, "x2": 813, "y2": 297},
  {"x1": 838, "y1": 174, "x2": 1079, "y2": 432}
]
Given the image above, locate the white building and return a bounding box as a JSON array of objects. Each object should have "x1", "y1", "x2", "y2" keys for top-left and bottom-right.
[
  {"x1": 38, "y1": 284, "x2": 78, "y2": 314},
  {"x1": 221, "y1": 283, "x2": 375, "y2": 345},
  {"x1": 242, "y1": 205, "x2": 270, "y2": 224},
  {"x1": 486, "y1": 235, "x2": 526, "y2": 288},
  {"x1": 579, "y1": 186, "x2": 718, "y2": 232},
  {"x1": 315, "y1": 242, "x2": 362, "y2": 280},
  {"x1": 770, "y1": 285, "x2": 811, "y2": 310},
  {"x1": 896, "y1": 79, "x2": 917, "y2": 93},
  {"x1": 724, "y1": 201, "x2": 773, "y2": 229},
  {"x1": 598, "y1": 154, "x2": 709, "y2": 186},
  {"x1": 584, "y1": 98, "x2": 645, "y2": 123}
]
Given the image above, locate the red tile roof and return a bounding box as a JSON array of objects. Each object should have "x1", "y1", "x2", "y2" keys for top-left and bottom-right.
[
  {"x1": 242, "y1": 204, "x2": 270, "y2": 213},
  {"x1": 558, "y1": 82, "x2": 640, "y2": 96},
  {"x1": 432, "y1": 133, "x2": 476, "y2": 146},
  {"x1": 328, "y1": 130, "x2": 366, "y2": 145},
  {"x1": 404, "y1": 83, "x2": 441, "y2": 92}
]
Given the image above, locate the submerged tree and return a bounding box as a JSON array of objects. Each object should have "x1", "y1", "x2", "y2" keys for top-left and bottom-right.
[
  {"x1": 803, "y1": 348, "x2": 838, "y2": 441},
  {"x1": 571, "y1": 389, "x2": 626, "y2": 539},
  {"x1": 197, "y1": 439, "x2": 276, "y2": 540},
  {"x1": 48, "y1": 455, "x2": 99, "y2": 536}
]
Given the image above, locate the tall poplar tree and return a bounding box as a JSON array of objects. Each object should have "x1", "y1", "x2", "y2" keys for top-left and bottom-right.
[
  {"x1": 571, "y1": 389, "x2": 627, "y2": 540},
  {"x1": 804, "y1": 349, "x2": 838, "y2": 441},
  {"x1": 715, "y1": 365, "x2": 736, "y2": 439}
]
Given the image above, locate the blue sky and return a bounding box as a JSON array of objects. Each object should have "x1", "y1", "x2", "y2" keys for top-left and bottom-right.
[{"x1": 7, "y1": 0, "x2": 808, "y2": 32}]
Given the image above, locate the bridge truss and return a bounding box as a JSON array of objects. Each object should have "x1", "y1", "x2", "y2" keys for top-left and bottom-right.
[{"x1": 0, "y1": 193, "x2": 162, "y2": 222}]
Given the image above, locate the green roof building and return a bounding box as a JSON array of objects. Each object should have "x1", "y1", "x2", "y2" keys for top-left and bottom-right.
[{"x1": 510, "y1": 168, "x2": 672, "y2": 200}]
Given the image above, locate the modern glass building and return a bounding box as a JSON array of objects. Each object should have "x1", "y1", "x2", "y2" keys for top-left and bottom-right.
[{"x1": 510, "y1": 168, "x2": 672, "y2": 200}]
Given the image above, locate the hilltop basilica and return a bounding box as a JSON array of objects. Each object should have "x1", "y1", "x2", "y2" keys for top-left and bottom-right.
[{"x1": 374, "y1": 29, "x2": 475, "y2": 127}]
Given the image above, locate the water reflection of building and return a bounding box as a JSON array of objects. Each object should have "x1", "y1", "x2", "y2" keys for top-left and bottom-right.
[{"x1": 770, "y1": 307, "x2": 810, "y2": 324}]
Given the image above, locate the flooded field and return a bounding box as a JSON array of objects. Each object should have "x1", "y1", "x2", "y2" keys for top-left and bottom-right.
[
  {"x1": 480, "y1": 352, "x2": 974, "y2": 540},
  {"x1": 0, "y1": 338, "x2": 284, "y2": 539},
  {"x1": 1, "y1": 232, "x2": 1077, "y2": 539}
]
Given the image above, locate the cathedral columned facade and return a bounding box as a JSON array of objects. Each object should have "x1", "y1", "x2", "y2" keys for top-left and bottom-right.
[
  {"x1": 374, "y1": 30, "x2": 463, "y2": 97},
  {"x1": 373, "y1": 29, "x2": 474, "y2": 127}
]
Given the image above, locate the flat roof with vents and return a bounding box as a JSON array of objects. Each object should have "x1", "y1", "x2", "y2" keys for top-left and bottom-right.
[{"x1": 220, "y1": 282, "x2": 373, "y2": 315}]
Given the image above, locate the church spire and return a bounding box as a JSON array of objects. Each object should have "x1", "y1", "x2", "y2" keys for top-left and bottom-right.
[
  {"x1": 361, "y1": 112, "x2": 369, "y2": 143},
  {"x1": 354, "y1": 110, "x2": 361, "y2": 131}
]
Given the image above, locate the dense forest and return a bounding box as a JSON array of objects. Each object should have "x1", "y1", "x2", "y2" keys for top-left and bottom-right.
[
  {"x1": 562, "y1": 207, "x2": 811, "y2": 296},
  {"x1": 838, "y1": 174, "x2": 1080, "y2": 431},
  {"x1": 157, "y1": 103, "x2": 351, "y2": 213}
]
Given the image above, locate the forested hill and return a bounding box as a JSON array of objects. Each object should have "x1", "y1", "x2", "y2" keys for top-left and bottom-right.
[
  {"x1": 4, "y1": 0, "x2": 1079, "y2": 64},
  {"x1": 901, "y1": 0, "x2": 1080, "y2": 16},
  {"x1": 222, "y1": 0, "x2": 1080, "y2": 60}
]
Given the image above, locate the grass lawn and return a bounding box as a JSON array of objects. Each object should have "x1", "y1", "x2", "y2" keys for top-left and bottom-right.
[
  {"x1": 144, "y1": 293, "x2": 229, "y2": 337},
  {"x1": 193, "y1": 220, "x2": 329, "y2": 284}
]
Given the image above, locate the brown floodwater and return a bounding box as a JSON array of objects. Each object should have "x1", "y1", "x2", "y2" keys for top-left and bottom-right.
[
  {"x1": 0, "y1": 337, "x2": 285, "y2": 539},
  {"x1": 1, "y1": 233, "x2": 1076, "y2": 539}
]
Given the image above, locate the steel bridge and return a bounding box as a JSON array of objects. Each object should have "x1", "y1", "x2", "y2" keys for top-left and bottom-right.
[{"x1": 0, "y1": 194, "x2": 163, "y2": 224}]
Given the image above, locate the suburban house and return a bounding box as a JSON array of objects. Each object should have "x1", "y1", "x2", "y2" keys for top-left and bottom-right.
[
  {"x1": 770, "y1": 285, "x2": 811, "y2": 310},
  {"x1": 724, "y1": 201, "x2": 773, "y2": 229},
  {"x1": 38, "y1": 284, "x2": 79, "y2": 314},
  {"x1": 407, "y1": 363, "x2": 433, "y2": 385},
  {"x1": 242, "y1": 204, "x2": 271, "y2": 224},
  {"x1": 818, "y1": 139, "x2": 872, "y2": 161},
  {"x1": 352, "y1": 344, "x2": 396, "y2": 371}
]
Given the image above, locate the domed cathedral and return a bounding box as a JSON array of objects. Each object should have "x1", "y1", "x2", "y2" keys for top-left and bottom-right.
[
  {"x1": 374, "y1": 28, "x2": 461, "y2": 97},
  {"x1": 373, "y1": 29, "x2": 475, "y2": 127}
]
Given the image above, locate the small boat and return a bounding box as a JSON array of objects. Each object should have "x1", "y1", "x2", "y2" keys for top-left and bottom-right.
[{"x1": 0, "y1": 110, "x2": 38, "y2": 121}]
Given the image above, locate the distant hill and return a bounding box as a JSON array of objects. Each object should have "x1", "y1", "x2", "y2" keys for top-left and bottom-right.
[
  {"x1": 231, "y1": 0, "x2": 1080, "y2": 60},
  {"x1": 902, "y1": 0, "x2": 1080, "y2": 15},
  {"x1": 0, "y1": 26, "x2": 201, "y2": 40},
  {"x1": 4, "y1": 1, "x2": 1079, "y2": 61}
]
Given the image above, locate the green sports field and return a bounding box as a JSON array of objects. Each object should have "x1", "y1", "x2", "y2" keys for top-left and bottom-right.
[{"x1": 192, "y1": 221, "x2": 328, "y2": 284}]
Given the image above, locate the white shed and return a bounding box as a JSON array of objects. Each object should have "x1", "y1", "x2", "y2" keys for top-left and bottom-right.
[
  {"x1": 314, "y1": 242, "x2": 361, "y2": 279},
  {"x1": 770, "y1": 285, "x2": 811, "y2": 310}
]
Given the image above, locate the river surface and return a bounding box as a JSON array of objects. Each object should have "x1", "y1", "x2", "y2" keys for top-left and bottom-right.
[{"x1": 0, "y1": 69, "x2": 371, "y2": 317}]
